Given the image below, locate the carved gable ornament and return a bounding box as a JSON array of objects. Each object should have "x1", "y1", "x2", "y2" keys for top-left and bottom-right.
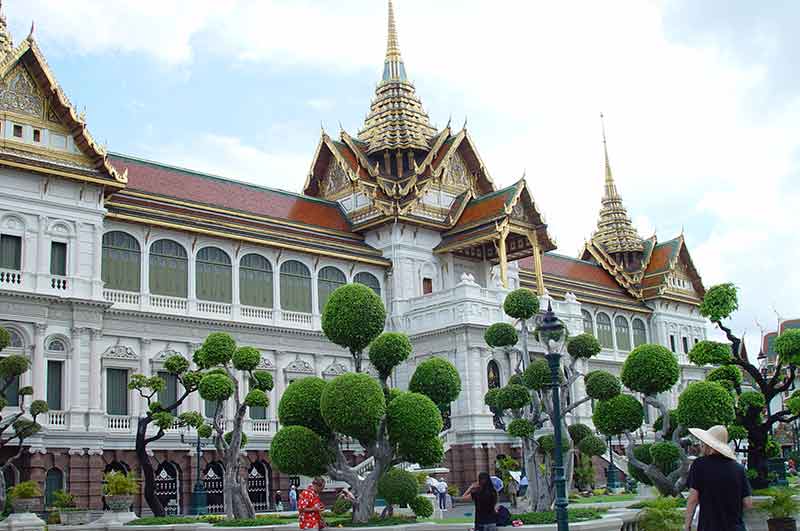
[
  {"x1": 284, "y1": 358, "x2": 314, "y2": 374},
  {"x1": 0, "y1": 65, "x2": 44, "y2": 118},
  {"x1": 321, "y1": 161, "x2": 349, "y2": 197},
  {"x1": 257, "y1": 356, "x2": 275, "y2": 371},
  {"x1": 152, "y1": 349, "x2": 182, "y2": 363},
  {"x1": 511, "y1": 199, "x2": 527, "y2": 223},
  {"x1": 322, "y1": 361, "x2": 349, "y2": 378},
  {"x1": 443, "y1": 152, "x2": 469, "y2": 188},
  {"x1": 102, "y1": 345, "x2": 138, "y2": 361}
]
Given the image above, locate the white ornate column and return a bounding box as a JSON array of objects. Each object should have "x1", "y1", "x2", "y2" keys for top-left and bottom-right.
[
  {"x1": 69, "y1": 327, "x2": 85, "y2": 428},
  {"x1": 273, "y1": 263, "x2": 282, "y2": 323},
  {"x1": 188, "y1": 251, "x2": 197, "y2": 313},
  {"x1": 141, "y1": 238, "x2": 151, "y2": 307},
  {"x1": 274, "y1": 352, "x2": 286, "y2": 430},
  {"x1": 32, "y1": 323, "x2": 46, "y2": 401},
  {"x1": 187, "y1": 343, "x2": 202, "y2": 415},
  {"x1": 232, "y1": 257, "x2": 241, "y2": 320},
  {"x1": 35, "y1": 216, "x2": 48, "y2": 290},
  {"x1": 88, "y1": 329, "x2": 104, "y2": 430},
  {"x1": 311, "y1": 270, "x2": 320, "y2": 328},
  {"x1": 93, "y1": 223, "x2": 103, "y2": 299}
]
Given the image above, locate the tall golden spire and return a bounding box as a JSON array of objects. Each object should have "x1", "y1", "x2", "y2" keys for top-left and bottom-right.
[
  {"x1": 591, "y1": 114, "x2": 644, "y2": 258},
  {"x1": 0, "y1": 1, "x2": 14, "y2": 59},
  {"x1": 358, "y1": 0, "x2": 436, "y2": 156}
]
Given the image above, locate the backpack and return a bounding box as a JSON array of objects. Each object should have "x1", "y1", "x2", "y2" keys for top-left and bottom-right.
[{"x1": 496, "y1": 505, "x2": 512, "y2": 527}]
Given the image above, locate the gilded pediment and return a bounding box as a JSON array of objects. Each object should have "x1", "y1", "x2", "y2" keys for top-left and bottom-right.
[{"x1": 0, "y1": 64, "x2": 43, "y2": 118}]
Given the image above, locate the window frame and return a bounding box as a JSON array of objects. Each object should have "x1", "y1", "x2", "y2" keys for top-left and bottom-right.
[
  {"x1": 239, "y1": 254, "x2": 273, "y2": 309},
  {"x1": 582, "y1": 310, "x2": 594, "y2": 336},
  {"x1": 46, "y1": 359, "x2": 64, "y2": 411},
  {"x1": 0, "y1": 234, "x2": 22, "y2": 271},
  {"x1": 102, "y1": 231, "x2": 141, "y2": 293},
  {"x1": 614, "y1": 316, "x2": 631, "y2": 352},
  {"x1": 149, "y1": 239, "x2": 188, "y2": 298},
  {"x1": 50, "y1": 240, "x2": 68, "y2": 277},
  {"x1": 317, "y1": 266, "x2": 346, "y2": 313},
  {"x1": 195, "y1": 246, "x2": 232, "y2": 303},
  {"x1": 632, "y1": 319, "x2": 647, "y2": 348},
  {"x1": 279, "y1": 260, "x2": 312, "y2": 313},
  {"x1": 596, "y1": 312, "x2": 613, "y2": 349},
  {"x1": 354, "y1": 271, "x2": 381, "y2": 298},
  {"x1": 106, "y1": 368, "x2": 129, "y2": 416}
]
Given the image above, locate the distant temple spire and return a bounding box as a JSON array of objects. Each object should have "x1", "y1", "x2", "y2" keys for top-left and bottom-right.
[
  {"x1": 591, "y1": 114, "x2": 644, "y2": 267},
  {"x1": 383, "y1": 0, "x2": 406, "y2": 81},
  {"x1": 0, "y1": 1, "x2": 14, "y2": 59}
]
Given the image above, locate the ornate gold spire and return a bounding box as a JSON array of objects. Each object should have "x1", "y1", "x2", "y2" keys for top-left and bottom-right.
[
  {"x1": 592, "y1": 114, "x2": 644, "y2": 256},
  {"x1": 0, "y1": 1, "x2": 14, "y2": 59},
  {"x1": 358, "y1": 0, "x2": 436, "y2": 156}
]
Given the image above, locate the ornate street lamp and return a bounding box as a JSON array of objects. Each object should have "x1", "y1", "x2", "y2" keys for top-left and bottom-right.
[
  {"x1": 181, "y1": 432, "x2": 209, "y2": 515},
  {"x1": 535, "y1": 301, "x2": 569, "y2": 531},
  {"x1": 606, "y1": 435, "x2": 620, "y2": 490}
]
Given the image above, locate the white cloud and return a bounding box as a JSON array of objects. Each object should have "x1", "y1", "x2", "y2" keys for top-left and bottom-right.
[{"x1": 306, "y1": 98, "x2": 334, "y2": 111}]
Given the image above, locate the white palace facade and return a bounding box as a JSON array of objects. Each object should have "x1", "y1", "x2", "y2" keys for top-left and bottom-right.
[{"x1": 0, "y1": 1, "x2": 709, "y2": 514}]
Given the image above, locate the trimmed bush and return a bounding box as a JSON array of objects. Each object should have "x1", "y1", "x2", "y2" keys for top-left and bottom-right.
[
  {"x1": 197, "y1": 424, "x2": 213, "y2": 439},
  {"x1": 568, "y1": 423, "x2": 593, "y2": 445},
  {"x1": 485, "y1": 323, "x2": 518, "y2": 348},
  {"x1": 621, "y1": 344, "x2": 679, "y2": 395},
  {"x1": 250, "y1": 370, "x2": 274, "y2": 392},
  {"x1": 707, "y1": 365, "x2": 742, "y2": 386},
  {"x1": 0, "y1": 355, "x2": 29, "y2": 378},
  {"x1": 699, "y1": 283, "x2": 738, "y2": 322},
  {"x1": 9, "y1": 480, "x2": 41, "y2": 500},
  {"x1": 593, "y1": 394, "x2": 644, "y2": 436},
  {"x1": 653, "y1": 410, "x2": 685, "y2": 440},
  {"x1": 29, "y1": 400, "x2": 48, "y2": 417},
  {"x1": 484, "y1": 388, "x2": 502, "y2": 410},
  {"x1": 522, "y1": 359, "x2": 550, "y2": 390},
  {"x1": 369, "y1": 333, "x2": 413, "y2": 378},
  {"x1": 232, "y1": 347, "x2": 261, "y2": 371},
  {"x1": 649, "y1": 442, "x2": 680, "y2": 469},
  {"x1": 322, "y1": 284, "x2": 386, "y2": 355},
  {"x1": 567, "y1": 334, "x2": 601, "y2": 359},
  {"x1": 504, "y1": 288, "x2": 539, "y2": 320},
  {"x1": 152, "y1": 411, "x2": 174, "y2": 430},
  {"x1": 537, "y1": 434, "x2": 555, "y2": 454},
  {"x1": 164, "y1": 355, "x2": 190, "y2": 375},
  {"x1": 198, "y1": 373, "x2": 235, "y2": 402},
  {"x1": 278, "y1": 377, "x2": 329, "y2": 435},
  {"x1": 508, "y1": 418, "x2": 535, "y2": 439},
  {"x1": 508, "y1": 374, "x2": 524, "y2": 387},
  {"x1": 398, "y1": 437, "x2": 443, "y2": 468},
  {"x1": 321, "y1": 373, "x2": 385, "y2": 442},
  {"x1": 271, "y1": 425, "x2": 329, "y2": 476},
  {"x1": 497, "y1": 384, "x2": 531, "y2": 411},
  {"x1": 378, "y1": 468, "x2": 417, "y2": 506},
  {"x1": 224, "y1": 431, "x2": 248, "y2": 448},
  {"x1": 738, "y1": 390, "x2": 766, "y2": 413},
  {"x1": 727, "y1": 424, "x2": 747, "y2": 441},
  {"x1": 577, "y1": 435, "x2": 607, "y2": 457},
  {"x1": 408, "y1": 495, "x2": 434, "y2": 518},
  {"x1": 676, "y1": 381, "x2": 736, "y2": 430},
  {"x1": 0, "y1": 327, "x2": 9, "y2": 350},
  {"x1": 202, "y1": 333, "x2": 237, "y2": 366},
  {"x1": 688, "y1": 340, "x2": 732, "y2": 366},
  {"x1": 584, "y1": 371, "x2": 621, "y2": 401},
  {"x1": 629, "y1": 444, "x2": 654, "y2": 485},
  {"x1": 408, "y1": 357, "x2": 461, "y2": 406},
  {"x1": 244, "y1": 389, "x2": 269, "y2": 408},
  {"x1": 13, "y1": 419, "x2": 40, "y2": 438},
  {"x1": 387, "y1": 392, "x2": 442, "y2": 444},
  {"x1": 182, "y1": 370, "x2": 203, "y2": 389},
  {"x1": 776, "y1": 329, "x2": 800, "y2": 365},
  {"x1": 332, "y1": 498, "x2": 352, "y2": 515}
]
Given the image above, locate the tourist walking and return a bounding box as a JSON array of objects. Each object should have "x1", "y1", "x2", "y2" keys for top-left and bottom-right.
[
  {"x1": 506, "y1": 478, "x2": 518, "y2": 509},
  {"x1": 684, "y1": 425, "x2": 753, "y2": 531},
  {"x1": 459, "y1": 472, "x2": 498, "y2": 531},
  {"x1": 434, "y1": 480, "x2": 448, "y2": 511},
  {"x1": 275, "y1": 490, "x2": 284, "y2": 511},
  {"x1": 289, "y1": 485, "x2": 298, "y2": 511},
  {"x1": 298, "y1": 477, "x2": 327, "y2": 530}
]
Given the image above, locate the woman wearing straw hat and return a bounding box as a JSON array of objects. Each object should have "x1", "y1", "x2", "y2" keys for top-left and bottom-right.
[{"x1": 684, "y1": 425, "x2": 753, "y2": 530}]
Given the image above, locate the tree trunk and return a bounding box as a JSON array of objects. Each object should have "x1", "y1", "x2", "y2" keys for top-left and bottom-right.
[
  {"x1": 223, "y1": 460, "x2": 255, "y2": 519},
  {"x1": 351, "y1": 475, "x2": 379, "y2": 524},
  {"x1": 0, "y1": 467, "x2": 7, "y2": 511},
  {"x1": 136, "y1": 416, "x2": 165, "y2": 517},
  {"x1": 523, "y1": 441, "x2": 552, "y2": 512},
  {"x1": 748, "y1": 427, "x2": 770, "y2": 489}
]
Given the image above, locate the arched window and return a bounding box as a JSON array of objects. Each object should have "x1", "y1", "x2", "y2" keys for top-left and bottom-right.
[
  {"x1": 7, "y1": 329, "x2": 23, "y2": 349},
  {"x1": 582, "y1": 310, "x2": 594, "y2": 335},
  {"x1": 487, "y1": 360, "x2": 503, "y2": 429},
  {"x1": 45, "y1": 468, "x2": 64, "y2": 507},
  {"x1": 280, "y1": 261, "x2": 311, "y2": 313},
  {"x1": 196, "y1": 247, "x2": 232, "y2": 303},
  {"x1": 239, "y1": 254, "x2": 273, "y2": 308},
  {"x1": 317, "y1": 267, "x2": 346, "y2": 312},
  {"x1": 615, "y1": 316, "x2": 631, "y2": 351},
  {"x1": 102, "y1": 231, "x2": 141, "y2": 292},
  {"x1": 596, "y1": 313, "x2": 613, "y2": 349},
  {"x1": 2, "y1": 329, "x2": 22, "y2": 407},
  {"x1": 632, "y1": 319, "x2": 647, "y2": 347},
  {"x1": 354, "y1": 272, "x2": 381, "y2": 298},
  {"x1": 149, "y1": 240, "x2": 188, "y2": 298},
  {"x1": 47, "y1": 338, "x2": 66, "y2": 352}
]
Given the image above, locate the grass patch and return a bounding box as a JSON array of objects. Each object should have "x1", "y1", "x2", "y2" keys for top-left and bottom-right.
[
  {"x1": 334, "y1": 516, "x2": 418, "y2": 527},
  {"x1": 513, "y1": 509, "x2": 605, "y2": 524},
  {"x1": 570, "y1": 493, "x2": 637, "y2": 504},
  {"x1": 127, "y1": 517, "x2": 201, "y2": 525},
  {"x1": 213, "y1": 518, "x2": 288, "y2": 527},
  {"x1": 629, "y1": 498, "x2": 687, "y2": 509}
]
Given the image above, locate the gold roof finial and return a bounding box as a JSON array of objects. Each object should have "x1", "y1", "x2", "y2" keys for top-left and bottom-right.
[
  {"x1": 600, "y1": 112, "x2": 618, "y2": 200},
  {"x1": 383, "y1": 0, "x2": 406, "y2": 82},
  {"x1": 0, "y1": 0, "x2": 14, "y2": 58}
]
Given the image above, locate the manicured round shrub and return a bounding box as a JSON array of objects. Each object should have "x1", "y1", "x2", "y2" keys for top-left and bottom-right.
[
  {"x1": 197, "y1": 424, "x2": 213, "y2": 439},
  {"x1": 522, "y1": 359, "x2": 550, "y2": 390},
  {"x1": 29, "y1": 400, "x2": 48, "y2": 417},
  {"x1": 224, "y1": 431, "x2": 248, "y2": 448},
  {"x1": 0, "y1": 355, "x2": 29, "y2": 378},
  {"x1": 193, "y1": 347, "x2": 209, "y2": 369},
  {"x1": 164, "y1": 355, "x2": 190, "y2": 375},
  {"x1": 650, "y1": 442, "x2": 680, "y2": 469},
  {"x1": 322, "y1": 284, "x2": 386, "y2": 354},
  {"x1": 387, "y1": 388, "x2": 405, "y2": 404},
  {"x1": 508, "y1": 374, "x2": 524, "y2": 387},
  {"x1": 593, "y1": 394, "x2": 644, "y2": 436},
  {"x1": 178, "y1": 411, "x2": 204, "y2": 428},
  {"x1": 182, "y1": 370, "x2": 203, "y2": 389},
  {"x1": 485, "y1": 323, "x2": 518, "y2": 348},
  {"x1": 18, "y1": 386, "x2": 33, "y2": 396},
  {"x1": 653, "y1": 410, "x2": 686, "y2": 439},
  {"x1": 568, "y1": 423, "x2": 593, "y2": 445},
  {"x1": 387, "y1": 392, "x2": 442, "y2": 444},
  {"x1": 766, "y1": 437, "x2": 781, "y2": 458},
  {"x1": 584, "y1": 371, "x2": 621, "y2": 401},
  {"x1": 250, "y1": 370, "x2": 274, "y2": 392},
  {"x1": 508, "y1": 418, "x2": 535, "y2": 439},
  {"x1": 152, "y1": 411, "x2": 174, "y2": 430},
  {"x1": 244, "y1": 389, "x2": 269, "y2": 408},
  {"x1": 232, "y1": 346, "x2": 261, "y2": 371},
  {"x1": 271, "y1": 425, "x2": 329, "y2": 476},
  {"x1": 497, "y1": 384, "x2": 531, "y2": 411},
  {"x1": 688, "y1": 341, "x2": 732, "y2": 366},
  {"x1": 776, "y1": 329, "x2": 800, "y2": 366},
  {"x1": 577, "y1": 435, "x2": 607, "y2": 457},
  {"x1": 567, "y1": 334, "x2": 601, "y2": 359},
  {"x1": 727, "y1": 424, "x2": 747, "y2": 441},
  {"x1": 378, "y1": 468, "x2": 418, "y2": 506},
  {"x1": 409, "y1": 357, "x2": 461, "y2": 406},
  {"x1": 699, "y1": 283, "x2": 738, "y2": 322},
  {"x1": 629, "y1": 444, "x2": 653, "y2": 485},
  {"x1": 202, "y1": 333, "x2": 237, "y2": 366},
  {"x1": 198, "y1": 373, "x2": 235, "y2": 402},
  {"x1": 504, "y1": 288, "x2": 539, "y2": 320},
  {"x1": 332, "y1": 498, "x2": 352, "y2": 515},
  {"x1": 676, "y1": 381, "x2": 735, "y2": 430},
  {"x1": 737, "y1": 390, "x2": 766, "y2": 413},
  {"x1": 398, "y1": 436, "x2": 444, "y2": 467},
  {"x1": 537, "y1": 434, "x2": 555, "y2": 454},
  {"x1": 321, "y1": 373, "x2": 385, "y2": 442},
  {"x1": 409, "y1": 495, "x2": 434, "y2": 518},
  {"x1": 484, "y1": 388, "x2": 502, "y2": 410},
  {"x1": 13, "y1": 419, "x2": 40, "y2": 438},
  {"x1": 0, "y1": 327, "x2": 9, "y2": 350},
  {"x1": 786, "y1": 390, "x2": 800, "y2": 415},
  {"x1": 369, "y1": 333, "x2": 412, "y2": 378},
  {"x1": 707, "y1": 365, "x2": 742, "y2": 387},
  {"x1": 621, "y1": 344, "x2": 679, "y2": 395},
  {"x1": 278, "y1": 377, "x2": 329, "y2": 435}
]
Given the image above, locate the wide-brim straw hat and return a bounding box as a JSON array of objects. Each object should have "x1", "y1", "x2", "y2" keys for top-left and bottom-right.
[{"x1": 688, "y1": 425, "x2": 736, "y2": 460}]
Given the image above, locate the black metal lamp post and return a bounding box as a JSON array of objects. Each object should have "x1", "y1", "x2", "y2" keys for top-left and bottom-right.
[
  {"x1": 606, "y1": 435, "x2": 620, "y2": 490},
  {"x1": 535, "y1": 301, "x2": 569, "y2": 531},
  {"x1": 181, "y1": 432, "x2": 209, "y2": 515}
]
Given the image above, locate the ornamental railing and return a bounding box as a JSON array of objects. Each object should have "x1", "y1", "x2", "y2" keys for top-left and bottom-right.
[{"x1": 106, "y1": 415, "x2": 131, "y2": 431}]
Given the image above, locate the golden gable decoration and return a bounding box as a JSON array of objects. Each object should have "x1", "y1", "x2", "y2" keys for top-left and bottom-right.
[{"x1": 0, "y1": 64, "x2": 43, "y2": 117}]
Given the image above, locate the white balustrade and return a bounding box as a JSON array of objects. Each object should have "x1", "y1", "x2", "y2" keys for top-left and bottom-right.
[
  {"x1": 282, "y1": 311, "x2": 313, "y2": 326},
  {"x1": 0, "y1": 269, "x2": 22, "y2": 286},
  {"x1": 151, "y1": 294, "x2": 188, "y2": 312},
  {"x1": 241, "y1": 305, "x2": 274, "y2": 321},
  {"x1": 47, "y1": 410, "x2": 66, "y2": 428},
  {"x1": 106, "y1": 415, "x2": 131, "y2": 431},
  {"x1": 104, "y1": 289, "x2": 141, "y2": 306},
  {"x1": 250, "y1": 419, "x2": 277, "y2": 433},
  {"x1": 49, "y1": 275, "x2": 69, "y2": 291},
  {"x1": 197, "y1": 301, "x2": 232, "y2": 316}
]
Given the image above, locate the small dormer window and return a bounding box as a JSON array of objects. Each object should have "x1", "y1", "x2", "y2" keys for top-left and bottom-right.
[
  {"x1": 12, "y1": 125, "x2": 22, "y2": 138},
  {"x1": 33, "y1": 129, "x2": 41, "y2": 143}
]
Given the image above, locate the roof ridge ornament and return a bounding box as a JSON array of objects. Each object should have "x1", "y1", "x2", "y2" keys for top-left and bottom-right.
[{"x1": 0, "y1": 0, "x2": 13, "y2": 59}]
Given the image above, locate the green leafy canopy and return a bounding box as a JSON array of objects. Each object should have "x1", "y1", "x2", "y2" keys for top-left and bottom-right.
[{"x1": 322, "y1": 283, "x2": 386, "y2": 355}]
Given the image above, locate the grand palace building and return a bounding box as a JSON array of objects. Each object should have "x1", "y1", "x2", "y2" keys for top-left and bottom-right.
[{"x1": 0, "y1": 1, "x2": 709, "y2": 514}]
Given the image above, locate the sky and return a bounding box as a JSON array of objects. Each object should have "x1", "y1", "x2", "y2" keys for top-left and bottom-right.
[{"x1": 7, "y1": 0, "x2": 799, "y2": 355}]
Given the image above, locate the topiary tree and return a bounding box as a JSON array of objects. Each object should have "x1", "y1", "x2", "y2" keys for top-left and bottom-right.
[
  {"x1": 0, "y1": 327, "x2": 48, "y2": 509},
  {"x1": 483, "y1": 292, "x2": 603, "y2": 511},
  {"x1": 692, "y1": 282, "x2": 800, "y2": 488},
  {"x1": 194, "y1": 333, "x2": 274, "y2": 518},
  {"x1": 128, "y1": 354, "x2": 209, "y2": 516},
  {"x1": 271, "y1": 284, "x2": 461, "y2": 523}
]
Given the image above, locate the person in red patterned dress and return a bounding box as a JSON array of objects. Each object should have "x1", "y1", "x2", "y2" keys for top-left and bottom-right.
[{"x1": 298, "y1": 477, "x2": 326, "y2": 530}]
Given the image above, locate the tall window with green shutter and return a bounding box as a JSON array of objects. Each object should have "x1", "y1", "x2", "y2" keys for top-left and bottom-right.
[
  {"x1": 2, "y1": 372, "x2": 19, "y2": 407},
  {"x1": 50, "y1": 242, "x2": 67, "y2": 276},
  {"x1": 632, "y1": 319, "x2": 647, "y2": 347},
  {"x1": 596, "y1": 313, "x2": 613, "y2": 349},
  {"x1": 46, "y1": 360, "x2": 63, "y2": 410},
  {"x1": 317, "y1": 266, "x2": 346, "y2": 312},
  {"x1": 0, "y1": 234, "x2": 21, "y2": 270},
  {"x1": 205, "y1": 399, "x2": 222, "y2": 419},
  {"x1": 582, "y1": 310, "x2": 594, "y2": 335},
  {"x1": 196, "y1": 247, "x2": 232, "y2": 303},
  {"x1": 158, "y1": 371, "x2": 178, "y2": 412},
  {"x1": 239, "y1": 254, "x2": 273, "y2": 308},
  {"x1": 149, "y1": 239, "x2": 188, "y2": 297},
  {"x1": 106, "y1": 368, "x2": 128, "y2": 415},
  {"x1": 102, "y1": 231, "x2": 141, "y2": 292},
  {"x1": 354, "y1": 272, "x2": 381, "y2": 298},
  {"x1": 615, "y1": 316, "x2": 631, "y2": 351},
  {"x1": 280, "y1": 260, "x2": 311, "y2": 313}
]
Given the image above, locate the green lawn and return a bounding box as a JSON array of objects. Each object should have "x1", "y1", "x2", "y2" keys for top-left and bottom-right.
[{"x1": 570, "y1": 493, "x2": 637, "y2": 504}]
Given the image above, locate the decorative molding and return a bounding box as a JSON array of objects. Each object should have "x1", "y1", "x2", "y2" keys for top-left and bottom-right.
[
  {"x1": 152, "y1": 349, "x2": 181, "y2": 363},
  {"x1": 68, "y1": 448, "x2": 85, "y2": 456},
  {"x1": 256, "y1": 356, "x2": 275, "y2": 370},
  {"x1": 284, "y1": 357, "x2": 314, "y2": 374},
  {"x1": 87, "y1": 448, "x2": 103, "y2": 456},
  {"x1": 322, "y1": 361, "x2": 349, "y2": 378},
  {"x1": 102, "y1": 344, "x2": 138, "y2": 360}
]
